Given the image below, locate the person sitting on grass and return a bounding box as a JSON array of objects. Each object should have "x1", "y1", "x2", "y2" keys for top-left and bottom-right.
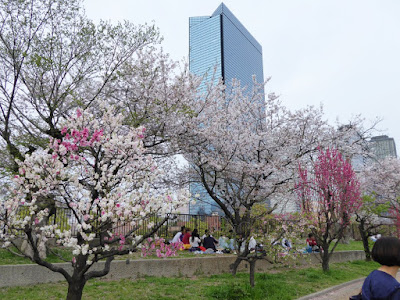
[
  {"x1": 171, "y1": 226, "x2": 185, "y2": 244},
  {"x1": 281, "y1": 237, "x2": 292, "y2": 252},
  {"x1": 357, "y1": 236, "x2": 400, "y2": 299},
  {"x1": 189, "y1": 228, "x2": 202, "y2": 251},
  {"x1": 203, "y1": 232, "x2": 218, "y2": 253},
  {"x1": 201, "y1": 229, "x2": 212, "y2": 241},
  {"x1": 181, "y1": 228, "x2": 192, "y2": 250},
  {"x1": 306, "y1": 233, "x2": 320, "y2": 253}
]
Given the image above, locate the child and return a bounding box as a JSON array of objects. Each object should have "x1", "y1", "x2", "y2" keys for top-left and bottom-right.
[{"x1": 358, "y1": 236, "x2": 400, "y2": 299}]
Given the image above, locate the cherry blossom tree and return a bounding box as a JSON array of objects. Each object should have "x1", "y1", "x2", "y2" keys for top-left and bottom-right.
[
  {"x1": 0, "y1": 0, "x2": 204, "y2": 249},
  {"x1": 0, "y1": 105, "x2": 188, "y2": 300},
  {"x1": 296, "y1": 148, "x2": 362, "y2": 271},
  {"x1": 0, "y1": 0, "x2": 160, "y2": 173},
  {"x1": 362, "y1": 157, "x2": 400, "y2": 206},
  {"x1": 181, "y1": 78, "x2": 337, "y2": 281},
  {"x1": 104, "y1": 49, "x2": 201, "y2": 155},
  {"x1": 361, "y1": 157, "x2": 400, "y2": 237}
]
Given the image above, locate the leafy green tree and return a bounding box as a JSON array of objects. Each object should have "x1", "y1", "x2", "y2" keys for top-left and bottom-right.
[{"x1": 355, "y1": 195, "x2": 390, "y2": 260}]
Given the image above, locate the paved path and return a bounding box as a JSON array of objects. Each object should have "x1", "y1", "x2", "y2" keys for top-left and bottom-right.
[{"x1": 297, "y1": 277, "x2": 364, "y2": 300}]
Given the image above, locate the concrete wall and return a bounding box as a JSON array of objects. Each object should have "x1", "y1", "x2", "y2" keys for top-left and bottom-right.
[{"x1": 0, "y1": 251, "x2": 365, "y2": 287}]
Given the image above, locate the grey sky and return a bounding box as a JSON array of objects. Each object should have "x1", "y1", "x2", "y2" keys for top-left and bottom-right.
[{"x1": 84, "y1": 0, "x2": 400, "y2": 151}]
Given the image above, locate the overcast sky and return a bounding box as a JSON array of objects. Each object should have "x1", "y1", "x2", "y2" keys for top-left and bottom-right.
[{"x1": 84, "y1": 0, "x2": 400, "y2": 152}]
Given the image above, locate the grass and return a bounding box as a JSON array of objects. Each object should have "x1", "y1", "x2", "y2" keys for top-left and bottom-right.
[
  {"x1": 0, "y1": 246, "x2": 73, "y2": 265},
  {"x1": 0, "y1": 259, "x2": 379, "y2": 299},
  {"x1": 329, "y1": 240, "x2": 374, "y2": 252},
  {"x1": 330, "y1": 240, "x2": 365, "y2": 251}
]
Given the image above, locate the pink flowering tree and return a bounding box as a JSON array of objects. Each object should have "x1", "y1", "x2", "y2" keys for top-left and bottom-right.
[
  {"x1": 0, "y1": 105, "x2": 188, "y2": 300},
  {"x1": 296, "y1": 148, "x2": 362, "y2": 271}
]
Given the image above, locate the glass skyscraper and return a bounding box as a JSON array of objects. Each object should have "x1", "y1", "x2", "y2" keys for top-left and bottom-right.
[
  {"x1": 189, "y1": 3, "x2": 264, "y2": 89},
  {"x1": 189, "y1": 3, "x2": 264, "y2": 215}
]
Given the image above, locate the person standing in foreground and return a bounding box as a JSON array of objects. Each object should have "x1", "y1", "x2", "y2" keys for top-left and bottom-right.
[{"x1": 358, "y1": 236, "x2": 400, "y2": 299}]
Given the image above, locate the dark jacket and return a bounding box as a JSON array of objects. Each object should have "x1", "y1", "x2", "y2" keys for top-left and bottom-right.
[
  {"x1": 203, "y1": 236, "x2": 218, "y2": 251},
  {"x1": 361, "y1": 270, "x2": 400, "y2": 299}
]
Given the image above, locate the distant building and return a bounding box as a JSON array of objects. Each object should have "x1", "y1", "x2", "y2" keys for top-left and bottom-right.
[
  {"x1": 370, "y1": 135, "x2": 397, "y2": 160},
  {"x1": 188, "y1": 3, "x2": 264, "y2": 215},
  {"x1": 189, "y1": 3, "x2": 264, "y2": 90}
]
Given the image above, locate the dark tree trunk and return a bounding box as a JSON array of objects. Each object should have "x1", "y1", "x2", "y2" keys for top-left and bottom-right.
[
  {"x1": 249, "y1": 259, "x2": 256, "y2": 288},
  {"x1": 230, "y1": 256, "x2": 242, "y2": 276},
  {"x1": 359, "y1": 220, "x2": 371, "y2": 261},
  {"x1": 66, "y1": 253, "x2": 89, "y2": 300},
  {"x1": 321, "y1": 245, "x2": 330, "y2": 272},
  {"x1": 66, "y1": 278, "x2": 86, "y2": 300}
]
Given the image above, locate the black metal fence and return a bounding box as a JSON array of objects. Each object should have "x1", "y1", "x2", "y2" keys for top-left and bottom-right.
[
  {"x1": 16, "y1": 207, "x2": 229, "y2": 240},
  {"x1": 16, "y1": 207, "x2": 399, "y2": 241}
]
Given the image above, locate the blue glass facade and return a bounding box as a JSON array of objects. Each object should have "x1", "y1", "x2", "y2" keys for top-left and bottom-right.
[
  {"x1": 190, "y1": 3, "x2": 264, "y2": 89},
  {"x1": 189, "y1": 16, "x2": 222, "y2": 88},
  {"x1": 189, "y1": 3, "x2": 264, "y2": 215}
]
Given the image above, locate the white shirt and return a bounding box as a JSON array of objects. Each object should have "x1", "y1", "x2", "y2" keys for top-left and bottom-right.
[
  {"x1": 190, "y1": 236, "x2": 201, "y2": 247},
  {"x1": 171, "y1": 232, "x2": 182, "y2": 243}
]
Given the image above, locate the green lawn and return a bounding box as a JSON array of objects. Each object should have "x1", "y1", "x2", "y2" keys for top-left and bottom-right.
[
  {"x1": 0, "y1": 246, "x2": 73, "y2": 265},
  {"x1": 0, "y1": 260, "x2": 379, "y2": 299},
  {"x1": 330, "y1": 240, "x2": 367, "y2": 251},
  {"x1": 1, "y1": 240, "x2": 368, "y2": 266}
]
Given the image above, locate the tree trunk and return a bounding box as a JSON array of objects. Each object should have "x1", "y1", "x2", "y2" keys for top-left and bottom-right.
[
  {"x1": 66, "y1": 278, "x2": 86, "y2": 300},
  {"x1": 341, "y1": 227, "x2": 351, "y2": 244},
  {"x1": 359, "y1": 221, "x2": 371, "y2": 261},
  {"x1": 230, "y1": 256, "x2": 242, "y2": 276},
  {"x1": 249, "y1": 259, "x2": 256, "y2": 288},
  {"x1": 321, "y1": 245, "x2": 330, "y2": 272}
]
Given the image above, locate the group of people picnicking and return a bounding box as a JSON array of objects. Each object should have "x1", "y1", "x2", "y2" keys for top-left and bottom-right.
[
  {"x1": 170, "y1": 226, "x2": 237, "y2": 253},
  {"x1": 170, "y1": 227, "x2": 322, "y2": 255}
]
